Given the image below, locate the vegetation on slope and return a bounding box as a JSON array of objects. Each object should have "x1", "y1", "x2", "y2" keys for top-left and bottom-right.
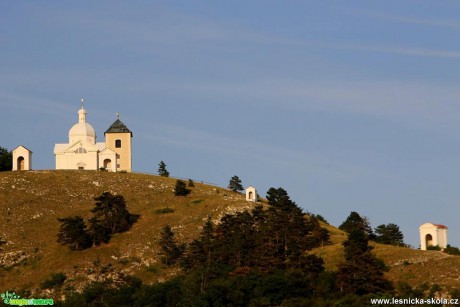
[
  {"x1": 0, "y1": 170, "x2": 254, "y2": 292},
  {"x1": 1, "y1": 170, "x2": 459, "y2": 304}
]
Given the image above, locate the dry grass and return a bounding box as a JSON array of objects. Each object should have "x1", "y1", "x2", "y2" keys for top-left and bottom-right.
[
  {"x1": 310, "y1": 223, "x2": 460, "y2": 292},
  {"x1": 0, "y1": 170, "x2": 255, "y2": 291},
  {"x1": 1, "y1": 170, "x2": 459, "y2": 294}
]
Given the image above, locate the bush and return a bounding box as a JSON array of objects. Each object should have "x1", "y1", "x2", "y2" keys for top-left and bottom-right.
[
  {"x1": 155, "y1": 208, "x2": 175, "y2": 214},
  {"x1": 40, "y1": 272, "x2": 67, "y2": 289},
  {"x1": 444, "y1": 245, "x2": 460, "y2": 255},
  {"x1": 427, "y1": 245, "x2": 441, "y2": 251},
  {"x1": 174, "y1": 180, "x2": 190, "y2": 196}
]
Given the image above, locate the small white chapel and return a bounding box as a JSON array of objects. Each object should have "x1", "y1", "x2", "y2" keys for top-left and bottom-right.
[{"x1": 53, "y1": 99, "x2": 132, "y2": 172}]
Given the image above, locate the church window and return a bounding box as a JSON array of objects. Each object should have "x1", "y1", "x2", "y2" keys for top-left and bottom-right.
[
  {"x1": 75, "y1": 147, "x2": 87, "y2": 154},
  {"x1": 115, "y1": 139, "x2": 122, "y2": 148}
]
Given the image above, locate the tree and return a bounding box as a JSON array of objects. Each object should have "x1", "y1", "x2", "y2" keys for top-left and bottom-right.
[
  {"x1": 0, "y1": 147, "x2": 12, "y2": 172},
  {"x1": 57, "y1": 216, "x2": 92, "y2": 251},
  {"x1": 159, "y1": 225, "x2": 185, "y2": 265},
  {"x1": 88, "y1": 217, "x2": 111, "y2": 246},
  {"x1": 339, "y1": 211, "x2": 375, "y2": 240},
  {"x1": 91, "y1": 192, "x2": 138, "y2": 234},
  {"x1": 174, "y1": 180, "x2": 190, "y2": 196},
  {"x1": 228, "y1": 175, "x2": 243, "y2": 192},
  {"x1": 158, "y1": 161, "x2": 169, "y2": 177},
  {"x1": 375, "y1": 223, "x2": 404, "y2": 246},
  {"x1": 337, "y1": 227, "x2": 393, "y2": 295}
]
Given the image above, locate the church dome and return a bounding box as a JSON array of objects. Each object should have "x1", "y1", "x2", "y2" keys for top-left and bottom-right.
[
  {"x1": 69, "y1": 122, "x2": 96, "y2": 138},
  {"x1": 68, "y1": 104, "x2": 97, "y2": 144}
]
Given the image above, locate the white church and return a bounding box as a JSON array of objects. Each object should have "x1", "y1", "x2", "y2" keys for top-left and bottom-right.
[{"x1": 53, "y1": 99, "x2": 132, "y2": 172}]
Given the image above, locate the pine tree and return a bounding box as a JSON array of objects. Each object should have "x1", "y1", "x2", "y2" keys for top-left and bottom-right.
[
  {"x1": 91, "y1": 192, "x2": 138, "y2": 234},
  {"x1": 375, "y1": 223, "x2": 404, "y2": 246},
  {"x1": 159, "y1": 225, "x2": 184, "y2": 265},
  {"x1": 339, "y1": 211, "x2": 375, "y2": 239},
  {"x1": 158, "y1": 161, "x2": 170, "y2": 177},
  {"x1": 337, "y1": 228, "x2": 393, "y2": 295},
  {"x1": 57, "y1": 216, "x2": 92, "y2": 251},
  {"x1": 88, "y1": 217, "x2": 111, "y2": 246},
  {"x1": 182, "y1": 217, "x2": 215, "y2": 270},
  {"x1": 228, "y1": 175, "x2": 243, "y2": 192}
]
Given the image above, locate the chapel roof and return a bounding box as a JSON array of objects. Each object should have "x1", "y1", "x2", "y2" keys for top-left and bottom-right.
[
  {"x1": 13, "y1": 145, "x2": 33, "y2": 153},
  {"x1": 105, "y1": 119, "x2": 132, "y2": 136}
]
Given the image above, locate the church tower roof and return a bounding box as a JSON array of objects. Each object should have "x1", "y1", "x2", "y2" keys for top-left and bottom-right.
[{"x1": 105, "y1": 113, "x2": 132, "y2": 136}]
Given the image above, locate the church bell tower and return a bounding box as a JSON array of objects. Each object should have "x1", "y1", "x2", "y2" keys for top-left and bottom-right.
[{"x1": 105, "y1": 113, "x2": 133, "y2": 172}]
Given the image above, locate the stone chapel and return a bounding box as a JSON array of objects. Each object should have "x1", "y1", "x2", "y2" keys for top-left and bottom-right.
[{"x1": 54, "y1": 99, "x2": 132, "y2": 172}]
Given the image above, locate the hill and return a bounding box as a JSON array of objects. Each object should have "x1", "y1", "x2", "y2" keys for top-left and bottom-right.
[
  {"x1": 0, "y1": 170, "x2": 254, "y2": 293},
  {"x1": 312, "y1": 222, "x2": 460, "y2": 294},
  {"x1": 0, "y1": 170, "x2": 459, "y2": 298}
]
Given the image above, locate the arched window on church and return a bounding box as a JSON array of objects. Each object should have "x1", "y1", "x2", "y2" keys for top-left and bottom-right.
[
  {"x1": 115, "y1": 139, "x2": 122, "y2": 148},
  {"x1": 75, "y1": 147, "x2": 87, "y2": 154}
]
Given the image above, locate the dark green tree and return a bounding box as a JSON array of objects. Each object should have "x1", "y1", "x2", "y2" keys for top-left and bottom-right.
[
  {"x1": 339, "y1": 211, "x2": 375, "y2": 240},
  {"x1": 91, "y1": 192, "x2": 138, "y2": 234},
  {"x1": 0, "y1": 146, "x2": 12, "y2": 172},
  {"x1": 375, "y1": 223, "x2": 404, "y2": 246},
  {"x1": 337, "y1": 228, "x2": 393, "y2": 295},
  {"x1": 57, "y1": 216, "x2": 92, "y2": 251},
  {"x1": 88, "y1": 217, "x2": 111, "y2": 246},
  {"x1": 159, "y1": 225, "x2": 185, "y2": 265},
  {"x1": 188, "y1": 179, "x2": 195, "y2": 187},
  {"x1": 251, "y1": 188, "x2": 328, "y2": 270},
  {"x1": 174, "y1": 180, "x2": 190, "y2": 196},
  {"x1": 228, "y1": 175, "x2": 243, "y2": 192},
  {"x1": 214, "y1": 211, "x2": 256, "y2": 268},
  {"x1": 158, "y1": 161, "x2": 169, "y2": 177}
]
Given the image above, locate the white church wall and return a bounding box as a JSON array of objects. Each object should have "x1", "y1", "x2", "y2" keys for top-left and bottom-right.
[
  {"x1": 99, "y1": 150, "x2": 117, "y2": 172},
  {"x1": 419, "y1": 223, "x2": 448, "y2": 250},
  {"x1": 246, "y1": 186, "x2": 257, "y2": 202},
  {"x1": 12, "y1": 146, "x2": 32, "y2": 171}
]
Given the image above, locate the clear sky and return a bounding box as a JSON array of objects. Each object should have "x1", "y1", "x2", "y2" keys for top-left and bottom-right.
[{"x1": 2, "y1": 1, "x2": 460, "y2": 248}]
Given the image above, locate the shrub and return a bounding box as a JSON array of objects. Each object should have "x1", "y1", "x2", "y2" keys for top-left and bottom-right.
[
  {"x1": 40, "y1": 272, "x2": 67, "y2": 289},
  {"x1": 155, "y1": 208, "x2": 175, "y2": 215},
  {"x1": 174, "y1": 180, "x2": 190, "y2": 196},
  {"x1": 444, "y1": 245, "x2": 460, "y2": 255}
]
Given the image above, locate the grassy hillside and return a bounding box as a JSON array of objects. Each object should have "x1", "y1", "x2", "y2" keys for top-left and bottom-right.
[
  {"x1": 0, "y1": 170, "x2": 459, "y2": 297},
  {"x1": 312, "y1": 223, "x2": 460, "y2": 293},
  {"x1": 0, "y1": 170, "x2": 254, "y2": 292}
]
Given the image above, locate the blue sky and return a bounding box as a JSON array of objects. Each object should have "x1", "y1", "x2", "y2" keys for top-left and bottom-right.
[{"x1": 2, "y1": 1, "x2": 460, "y2": 248}]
